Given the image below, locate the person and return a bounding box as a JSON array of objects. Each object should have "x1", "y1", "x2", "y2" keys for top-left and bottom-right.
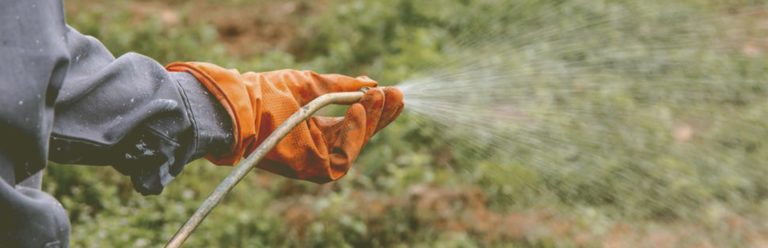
[{"x1": 0, "y1": 1, "x2": 404, "y2": 247}]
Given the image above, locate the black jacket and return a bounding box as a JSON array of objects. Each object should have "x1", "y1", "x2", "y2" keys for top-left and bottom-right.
[
  {"x1": 0, "y1": 0, "x2": 232, "y2": 194},
  {"x1": 0, "y1": 1, "x2": 232, "y2": 246}
]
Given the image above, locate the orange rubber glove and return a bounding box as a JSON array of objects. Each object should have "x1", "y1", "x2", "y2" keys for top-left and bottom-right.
[{"x1": 166, "y1": 62, "x2": 403, "y2": 183}]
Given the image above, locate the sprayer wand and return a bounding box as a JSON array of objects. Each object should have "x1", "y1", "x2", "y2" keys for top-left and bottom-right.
[{"x1": 165, "y1": 89, "x2": 368, "y2": 248}]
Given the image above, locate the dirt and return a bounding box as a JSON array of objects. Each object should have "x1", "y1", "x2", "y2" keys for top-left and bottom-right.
[
  {"x1": 90, "y1": 0, "x2": 327, "y2": 58},
  {"x1": 191, "y1": 0, "x2": 324, "y2": 58},
  {"x1": 269, "y1": 183, "x2": 768, "y2": 247},
  {"x1": 722, "y1": 6, "x2": 768, "y2": 57}
]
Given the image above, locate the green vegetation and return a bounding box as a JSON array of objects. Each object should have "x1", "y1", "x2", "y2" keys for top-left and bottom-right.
[{"x1": 48, "y1": 0, "x2": 768, "y2": 247}]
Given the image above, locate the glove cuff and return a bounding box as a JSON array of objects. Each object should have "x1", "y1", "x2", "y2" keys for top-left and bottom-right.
[{"x1": 166, "y1": 62, "x2": 257, "y2": 165}]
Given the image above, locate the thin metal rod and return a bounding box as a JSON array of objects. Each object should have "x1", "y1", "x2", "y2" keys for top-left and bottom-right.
[{"x1": 166, "y1": 91, "x2": 365, "y2": 248}]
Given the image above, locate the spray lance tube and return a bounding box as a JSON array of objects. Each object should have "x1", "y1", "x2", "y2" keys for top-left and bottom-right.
[{"x1": 165, "y1": 88, "x2": 371, "y2": 248}]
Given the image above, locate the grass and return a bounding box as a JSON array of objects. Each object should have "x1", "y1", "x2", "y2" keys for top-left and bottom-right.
[{"x1": 47, "y1": 0, "x2": 768, "y2": 247}]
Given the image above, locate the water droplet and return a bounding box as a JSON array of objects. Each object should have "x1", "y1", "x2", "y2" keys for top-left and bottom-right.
[
  {"x1": 18, "y1": 100, "x2": 23, "y2": 105},
  {"x1": 130, "y1": 98, "x2": 135, "y2": 103}
]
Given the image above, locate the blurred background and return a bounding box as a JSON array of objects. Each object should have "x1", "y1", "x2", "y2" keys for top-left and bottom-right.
[{"x1": 48, "y1": 0, "x2": 768, "y2": 247}]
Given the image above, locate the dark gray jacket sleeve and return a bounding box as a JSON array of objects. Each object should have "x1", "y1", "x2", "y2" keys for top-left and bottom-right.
[
  {"x1": 0, "y1": 1, "x2": 234, "y2": 245},
  {"x1": 0, "y1": 0, "x2": 233, "y2": 195},
  {"x1": 46, "y1": 26, "x2": 234, "y2": 195}
]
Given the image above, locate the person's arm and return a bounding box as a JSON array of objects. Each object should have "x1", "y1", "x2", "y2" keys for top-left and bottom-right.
[
  {"x1": 1, "y1": 0, "x2": 231, "y2": 196},
  {"x1": 1, "y1": 1, "x2": 228, "y2": 246},
  {"x1": 2, "y1": 0, "x2": 402, "y2": 196},
  {"x1": 48, "y1": 26, "x2": 233, "y2": 195},
  {"x1": 0, "y1": 0, "x2": 232, "y2": 194}
]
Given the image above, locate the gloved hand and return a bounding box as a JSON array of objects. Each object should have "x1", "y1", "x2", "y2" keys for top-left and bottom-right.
[{"x1": 166, "y1": 62, "x2": 403, "y2": 183}]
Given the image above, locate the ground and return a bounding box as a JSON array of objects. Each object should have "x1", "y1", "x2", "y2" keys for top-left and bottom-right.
[{"x1": 51, "y1": 0, "x2": 768, "y2": 247}]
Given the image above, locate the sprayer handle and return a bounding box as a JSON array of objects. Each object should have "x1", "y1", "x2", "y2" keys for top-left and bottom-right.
[{"x1": 165, "y1": 90, "x2": 364, "y2": 248}]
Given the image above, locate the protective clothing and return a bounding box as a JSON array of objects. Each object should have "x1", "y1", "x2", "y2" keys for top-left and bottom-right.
[
  {"x1": 2, "y1": 0, "x2": 233, "y2": 246},
  {"x1": 0, "y1": 182, "x2": 70, "y2": 248},
  {"x1": 167, "y1": 62, "x2": 404, "y2": 183},
  {"x1": 0, "y1": 2, "x2": 232, "y2": 195}
]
